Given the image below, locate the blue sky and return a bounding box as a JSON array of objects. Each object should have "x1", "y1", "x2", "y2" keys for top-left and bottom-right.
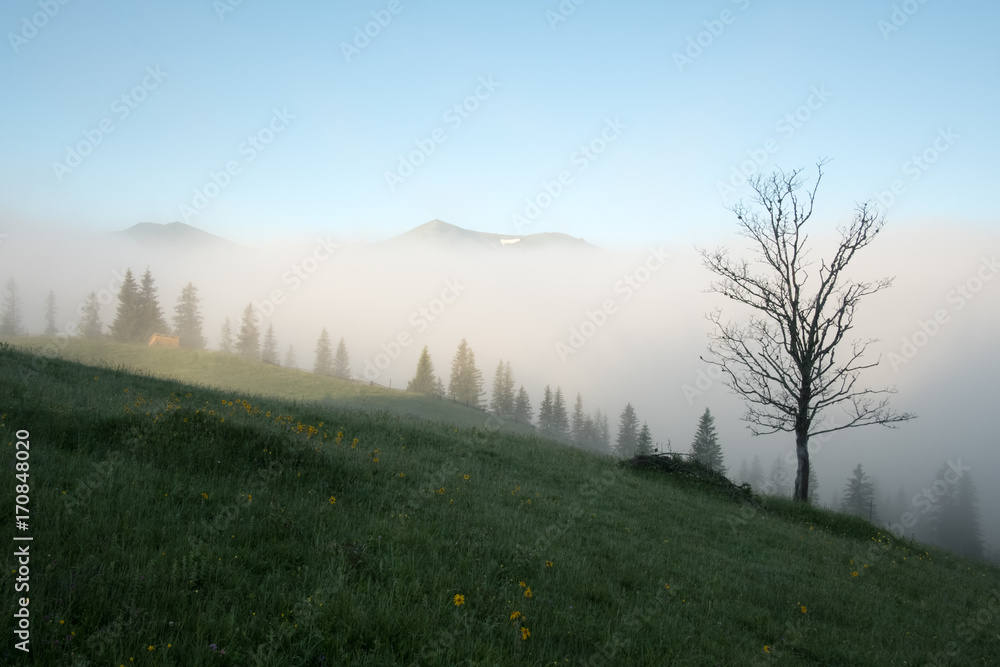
[{"x1": 1, "y1": 0, "x2": 997, "y2": 246}]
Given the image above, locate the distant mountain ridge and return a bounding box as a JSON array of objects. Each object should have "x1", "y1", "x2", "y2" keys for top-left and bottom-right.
[
  {"x1": 110, "y1": 221, "x2": 244, "y2": 250},
  {"x1": 380, "y1": 219, "x2": 598, "y2": 251},
  {"x1": 109, "y1": 219, "x2": 601, "y2": 253}
]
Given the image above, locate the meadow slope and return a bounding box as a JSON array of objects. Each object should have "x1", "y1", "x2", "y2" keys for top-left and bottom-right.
[
  {"x1": 6, "y1": 337, "x2": 534, "y2": 435},
  {"x1": 1, "y1": 342, "x2": 998, "y2": 666}
]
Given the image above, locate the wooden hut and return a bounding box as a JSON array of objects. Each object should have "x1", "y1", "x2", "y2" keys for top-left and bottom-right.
[{"x1": 148, "y1": 333, "x2": 180, "y2": 348}]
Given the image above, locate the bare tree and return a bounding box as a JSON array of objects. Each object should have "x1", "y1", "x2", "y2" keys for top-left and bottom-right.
[{"x1": 699, "y1": 162, "x2": 915, "y2": 502}]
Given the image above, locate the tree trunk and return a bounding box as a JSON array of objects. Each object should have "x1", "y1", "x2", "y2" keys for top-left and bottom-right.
[{"x1": 793, "y1": 424, "x2": 810, "y2": 502}]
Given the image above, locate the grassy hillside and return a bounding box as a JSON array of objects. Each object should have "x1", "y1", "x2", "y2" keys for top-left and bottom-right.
[
  {"x1": 5, "y1": 337, "x2": 534, "y2": 436},
  {"x1": 1, "y1": 342, "x2": 998, "y2": 665}
]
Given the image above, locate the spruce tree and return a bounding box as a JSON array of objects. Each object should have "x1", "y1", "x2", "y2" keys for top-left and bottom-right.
[
  {"x1": 986, "y1": 545, "x2": 1000, "y2": 566},
  {"x1": 597, "y1": 410, "x2": 611, "y2": 452},
  {"x1": 466, "y1": 349, "x2": 485, "y2": 407},
  {"x1": 615, "y1": 403, "x2": 639, "y2": 458},
  {"x1": 582, "y1": 415, "x2": 597, "y2": 450},
  {"x1": 79, "y1": 292, "x2": 104, "y2": 339},
  {"x1": 690, "y1": 408, "x2": 725, "y2": 473},
  {"x1": 571, "y1": 393, "x2": 586, "y2": 444},
  {"x1": 219, "y1": 317, "x2": 234, "y2": 354},
  {"x1": 448, "y1": 339, "x2": 484, "y2": 407},
  {"x1": 136, "y1": 267, "x2": 170, "y2": 341},
  {"x1": 448, "y1": 341, "x2": 468, "y2": 401},
  {"x1": 736, "y1": 459, "x2": 751, "y2": 485},
  {"x1": 538, "y1": 386, "x2": 553, "y2": 432},
  {"x1": 840, "y1": 463, "x2": 876, "y2": 519},
  {"x1": 490, "y1": 360, "x2": 507, "y2": 414},
  {"x1": 929, "y1": 471, "x2": 984, "y2": 559},
  {"x1": 637, "y1": 422, "x2": 653, "y2": 456},
  {"x1": 172, "y1": 282, "x2": 206, "y2": 349},
  {"x1": 870, "y1": 476, "x2": 883, "y2": 518},
  {"x1": 284, "y1": 344, "x2": 297, "y2": 368},
  {"x1": 748, "y1": 455, "x2": 764, "y2": 489},
  {"x1": 433, "y1": 377, "x2": 446, "y2": 399},
  {"x1": 407, "y1": 346, "x2": 437, "y2": 394},
  {"x1": 0, "y1": 278, "x2": 23, "y2": 336},
  {"x1": 490, "y1": 361, "x2": 515, "y2": 417},
  {"x1": 314, "y1": 328, "x2": 334, "y2": 375},
  {"x1": 552, "y1": 387, "x2": 569, "y2": 439},
  {"x1": 110, "y1": 269, "x2": 140, "y2": 342},
  {"x1": 261, "y1": 324, "x2": 279, "y2": 365},
  {"x1": 235, "y1": 304, "x2": 260, "y2": 361},
  {"x1": 332, "y1": 337, "x2": 351, "y2": 379},
  {"x1": 769, "y1": 455, "x2": 792, "y2": 497},
  {"x1": 501, "y1": 362, "x2": 515, "y2": 416},
  {"x1": 514, "y1": 385, "x2": 533, "y2": 424},
  {"x1": 44, "y1": 290, "x2": 57, "y2": 336}
]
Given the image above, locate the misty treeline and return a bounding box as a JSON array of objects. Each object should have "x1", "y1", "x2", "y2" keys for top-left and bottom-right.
[
  {"x1": 860, "y1": 462, "x2": 990, "y2": 563},
  {"x1": 732, "y1": 455, "x2": 995, "y2": 564},
  {"x1": 5, "y1": 269, "x2": 995, "y2": 564},
  {"x1": 404, "y1": 339, "x2": 730, "y2": 471},
  {"x1": 214, "y1": 294, "x2": 355, "y2": 380},
  {"x1": 1, "y1": 269, "x2": 187, "y2": 344},
  {"x1": 403, "y1": 339, "x2": 621, "y2": 449},
  {"x1": 7, "y1": 266, "x2": 352, "y2": 377},
  {"x1": 3, "y1": 269, "x2": 729, "y2": 465}
]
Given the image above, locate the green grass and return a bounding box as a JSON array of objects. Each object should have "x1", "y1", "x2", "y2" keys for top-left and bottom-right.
[{"x1": 1, "y1": 341, "x2": 998, "y2": 666}]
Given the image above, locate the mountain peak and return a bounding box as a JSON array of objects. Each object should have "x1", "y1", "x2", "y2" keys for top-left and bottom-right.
[{"x1": 111, "y1": 222, "x2": 242, "y2": 250}]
